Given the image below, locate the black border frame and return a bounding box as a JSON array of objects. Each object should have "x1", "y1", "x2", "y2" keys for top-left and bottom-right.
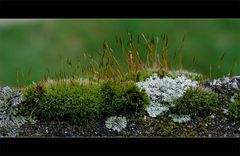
[
  {"x1": 0, "y1": 0, "x2": 240, "y2": 18},
  {"x1": 0, "y1": 138, "x2": 239, "y2": 156},
  {"x1": 0, "y1": 0, "x2": 240, "y2": 156}
]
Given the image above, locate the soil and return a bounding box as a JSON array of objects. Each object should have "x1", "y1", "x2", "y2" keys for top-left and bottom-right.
[
  {"x1": 1, "y1": 75, "x2": 240, "y2": 137},
  {"x1": 14, "y1": 110, "x2": 240, "y2": 137}
]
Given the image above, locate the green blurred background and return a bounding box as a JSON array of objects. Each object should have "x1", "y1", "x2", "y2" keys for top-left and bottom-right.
[{"x1": 0, "y1": 20, "x2": 239, "y2": 87}]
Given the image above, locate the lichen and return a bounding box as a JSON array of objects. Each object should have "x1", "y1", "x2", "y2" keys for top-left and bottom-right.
[
  {"x1": 0, "y1": 86, "x2": 28, "y2": 137},
  {"x1": 168, "y1": 114, "x2": 191, "y2": 123},
  {"x1": 136, "y1": 73, "x2": 198, "y2": 118},
  {"x1": 105, "y1": 116, "x2": 127, "y2": 132}
]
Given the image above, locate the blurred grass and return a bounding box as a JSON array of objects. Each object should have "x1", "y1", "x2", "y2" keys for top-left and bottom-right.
[{"x1": 0, "y1": 20, "x2": 240, "y2": 87}]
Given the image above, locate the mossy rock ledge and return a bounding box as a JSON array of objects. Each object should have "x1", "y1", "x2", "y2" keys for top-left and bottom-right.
[{"x1": 0, "y1": 73, "x2": 240, "y2": 137}]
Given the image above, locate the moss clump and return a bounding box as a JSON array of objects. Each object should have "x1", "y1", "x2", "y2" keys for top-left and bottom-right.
[
  {"x1": 22, "y1": 81, "x2": 102, "y2": 124},
  {"x1": 20, "y1": 83, "x2": 45, "y2": 117},
  {"x1": 136, "y1": 71, "x2": 154, "y2": 82},
  {"x1": 227, "y1": 93, "x2": 240, "y2": 125},
  {"x1": 171, "y1": 87, "x2": 220, "y2": 118},
  {"x1": 21, "y1": 79, "x2": 149, "y2": 125},
  {"x1": 100, "y1": 81, "x2": 149, "y2": 115},
  {"x1": 167, "y1": 70, "x2": 204, "y2": 81}
]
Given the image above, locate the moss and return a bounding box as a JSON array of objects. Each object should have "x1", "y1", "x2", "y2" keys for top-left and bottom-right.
[
  {"x1": 100, "y1": 81, "x2": 149, "y2": 115},
  {"x1": 122, "y1": 131, "x2": 131, "y2": 137},
  {"x1": 136, "y1": 71, "x2": 154, "y2": 82},
  {"x1": 22, "y1": 81, "x2": 102, "y2": 124},
  {"x1": 227, "y1": 93, "x2": 240, "y2": 125},
  {"x1": 167, "y1": 70, "x2": 204, "y2": 82},
  {"x1": 162, "y1": 127, "x2": 178, "y2": 136},
  {"x1": 162, "y1": 127, "x2": 176, "y2": 136},
  {"x1": 170, "y1": 87, "x2": 220, "y2": 118},
  {"x1": 21, "y1": 79, "x2": 149, "y2": 125},
  {"x1": 161, "y1": 120, "x2": 182, "y2": 136},
  {"x1": 20, "y1": 83, "x2": 46, "y2": 117},
  {"x1": 125, "y1": 69, "x2": 167, "y2": 82},
  {"x1": 199, "y1": 125, "x2": 208, "y2": 133},
  {"x1": 183, "y1": 129, "x2": 196, "y2": 137},
  {"x1": 187, "y1": 74, "x2": 204, "y2": 82},
  {"x1": 0, "y1": 127, "x2": 9, "y2": 136}
]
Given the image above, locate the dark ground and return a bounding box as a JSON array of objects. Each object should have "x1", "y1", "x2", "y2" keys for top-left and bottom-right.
[{"x1": 15, "y1": 109, "x2": 240, "y2": 137}]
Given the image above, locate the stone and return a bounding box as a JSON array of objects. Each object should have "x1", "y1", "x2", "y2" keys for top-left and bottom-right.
[{"x1": 231, "y1": 81, "x2": 240, "y2": 91}]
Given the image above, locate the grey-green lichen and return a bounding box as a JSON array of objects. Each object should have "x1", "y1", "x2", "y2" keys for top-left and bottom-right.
[
  {"x1": 0, "y1": 87, "x2": 28, "y2": 136},
  {"x1": 105, "y1": 116, "x2": 127, "y2": 132}
]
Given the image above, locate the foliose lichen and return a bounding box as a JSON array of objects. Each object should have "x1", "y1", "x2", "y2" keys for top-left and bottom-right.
[
  {"x1": 168, "y1": 114, "x2": 191, "y2": 123},
  {"x1": 0, "y1": 86, "x2": 28, "y2": 137},
  {"x1": 136, "y1": 73, "x2": 198, "y2": 118},
  {"x1": 105, "y1": 116, "x2": 127, "y2": 132}
]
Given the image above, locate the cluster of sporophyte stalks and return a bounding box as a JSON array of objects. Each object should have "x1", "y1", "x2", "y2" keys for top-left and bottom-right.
[{"x1": 40, "y1": 33, "x2": 187, "y2": 85}]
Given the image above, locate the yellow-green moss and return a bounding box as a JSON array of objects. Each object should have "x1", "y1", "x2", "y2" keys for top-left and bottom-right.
[
  {"x1": 171, "y1": 87, "x2": 220, "y2": 118},
  {"x1": 183, "y1": 129, "x2": 196, "y2": 137},
  {"x1": 228, "y1": 93, "x2": 240, "y2": 125},
  {"x1": 20, "y1": 79, "x2": 149, "y2": 125},
  {"x1": 100, "y1": 81, "x2": 149, "y2": 115}
]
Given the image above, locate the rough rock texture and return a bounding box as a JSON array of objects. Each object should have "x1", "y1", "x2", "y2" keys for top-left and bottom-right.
[
  {"x1": 204, "y1": 76, "x2": 240, "y2": 114},
  {"x1": 205, "y1": 76, "x2": 240, "y2": 96},
  {"x1": 15, "y1": 113, "x2": 240, "y2": 137}
]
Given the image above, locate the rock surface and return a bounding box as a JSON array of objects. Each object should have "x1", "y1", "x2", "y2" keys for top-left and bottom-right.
[
  {"x1": 1, "y1": 74, "x2": 240, "y2": 137},
  {"x1": 205, "y1": 76, "x2": 240, "y2": 94}
]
